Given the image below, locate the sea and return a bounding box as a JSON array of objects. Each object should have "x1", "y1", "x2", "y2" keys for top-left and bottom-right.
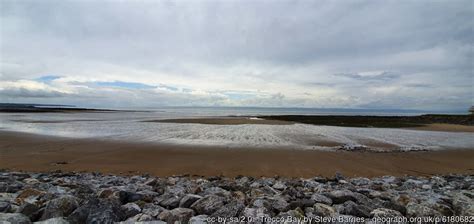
[{"x1": 0, "y1": 106, "x2": 473, "y2": 151}]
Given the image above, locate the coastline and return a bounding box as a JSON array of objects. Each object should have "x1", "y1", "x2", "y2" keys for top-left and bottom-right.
[{"x1": 1, "y1": 130, "x2": 473, "y2": 178}]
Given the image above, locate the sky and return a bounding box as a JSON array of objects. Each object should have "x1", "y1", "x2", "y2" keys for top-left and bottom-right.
[{"x1": 0, "y1": 0, "x2": 473, "y2": 111}]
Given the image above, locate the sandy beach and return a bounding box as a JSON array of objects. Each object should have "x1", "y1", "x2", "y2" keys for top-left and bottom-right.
[{"x1": 1, "y1": 130, "x2": 473, "y2": 178}]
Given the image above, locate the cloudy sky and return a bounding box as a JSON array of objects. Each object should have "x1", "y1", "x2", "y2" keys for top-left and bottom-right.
[{"x1": 1, "y1": 0, "x2": 472, "y2": 111}]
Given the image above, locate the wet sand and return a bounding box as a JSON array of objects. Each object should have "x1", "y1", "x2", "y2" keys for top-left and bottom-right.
[{"x1": 1, "y1": 131, "x2": 473, "y2": 178}]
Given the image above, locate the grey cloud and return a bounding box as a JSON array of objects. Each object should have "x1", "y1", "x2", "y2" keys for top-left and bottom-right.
[
  {"x1": 334, "y1": 72, "x2": 399, "y2": 81},
  {"x1": 0, "y1": 0, "x2": 472, "y2": 111},
  {"x1": 0, "y1": 87, "x2": 68, "y2": 98}
]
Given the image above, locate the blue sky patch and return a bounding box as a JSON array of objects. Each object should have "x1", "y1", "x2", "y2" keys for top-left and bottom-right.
[
  {"x1": 36, "y1": 75, "x2": 61, "y2": 82},
  {"x1": 95, "y1": 81, "x2": 156, "y2": 89}
]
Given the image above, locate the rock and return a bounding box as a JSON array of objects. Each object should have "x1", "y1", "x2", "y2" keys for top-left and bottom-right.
[
  {"x1": 430, "y1": 176, "x2": 447, "y2": 187},
  {"x1": 34, "y1": 217, "x2": 70, "y2": 224},
  {"x1": 393, "y1": 194, "x2": 413, "y2": 207},
  {"x1": 335, "y1": 172, "x2": 345, "y2": 181},
  {"x1": 0, "y1": 201, "x2": 11, "y2": 212},
  {"x1": 312, "y1": 203, "x2": 336, "y2": 217},
  {"x1": 23, "y1": 178, "x2": 40, "y2": 185},
  {"x1": 125, "y1": 192, "x2": 144, "y2": 203},
  {"x1": 179, "y1": 194, "x2": 202, "y2": 208},
  {"x1": 452, "y1": 191, "x2": 474, "y2": 216},
  {"x1": 141, "y1": 203, "x2": 166, "y2": 218},
  {"x1": 406, "y1": 202, "x2": 442, "y2": 217},
  {"x1": 118, "y1": 218, "x2": 165, "y2": 224},
  {"x1": 1, "y1": 181, "x2": 24, "y2": 193},
  {"x1": 157, "y1": 193, "x2": 182, "y2": 209},
  {"x1": 421, "y1": 184, "x2": 432, "y2": 190},
  {"x1": 402, "y1": 179, "x2": 424, "y2": 190},
  {"x1": 124, "y1": 213, "x2": 154, "y2": 222},
  {"x1": 144, "y1": 178, "x2": 157, "y2": 186},
  {"x1": 370, "y1": 208, "x2": 403, "y2": 218},
  {"x1": 18, "y1": 203, "x2": 41, "y2": 221},
  {"x1": 190, "y1": 195, "x2": 225, "y2": 215},
  {"x1": 40, "y1": 196, "x2": 79, "y2": 220},
  {"x1": 211, "y1": 201, "x2": 244, "y2": 218},
  {"x1": 326, "y1": 190, "x2": 357, "y2": 204},
  {"x1": 67, "y1": 198, "x2": 122, "y2": 224},
  {"x1": 133, "y1": 190, "x2": 158, "y2": 203},
  {"x1": 380, "y1": 200, "x2": 407, "y2": 216},
  {"x1": 351, "y1": 177, "x2": 370, "y2": 186},
  {"x1": 275, "y1": 208, "x2": 304, "y2": 222},
  {"x1": 339, "y1": 144, "x2": 367, "y2": 151},
  {"x1": 310, "y1": 194, "x2": 332, "y2": 205},
  {"x1": 269, "y1": 197, "x2": 289, "y2": 213},
  {"x1": 201, "y1": 187, "x2": 230, "y2": 198},
  {"x1": 121, "y1": 203, "x2": 141, "y2": 219},
  {"x1": 242, "y1": 207, "x2": 271, "y2": 224},
  {"x1": 189, "y1": 215, "x2": 209, "y2": 224},
  {"x1": 272, "y1": 181, "x2": 287, "y2": 190},
  {"x1": 340, "y1": 201, "x2": 371, "y2": 218},
  {"x1": 0, "y1": 212, "x2": 32, "y2": 224},
  {"x1": 16, "y1": 189, "x2": 45, "y2": 205},
  {"x1": 231, "y1": 191, "x2": 246, "y2": 203},
  {"x1": 286, "y1": 199, "x2": 315, "y2": 210},
  {"x1": 158, "y1": 208, "x2": 194, "y2": 223},
  {"x1": 97, "y1": 189, "x2": 127, "y2": 204}
]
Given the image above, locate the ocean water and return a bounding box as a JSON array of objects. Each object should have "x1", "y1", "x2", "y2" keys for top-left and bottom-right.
[{"x1": 0, "y1": 107, "x2": 472, "y2": 151}]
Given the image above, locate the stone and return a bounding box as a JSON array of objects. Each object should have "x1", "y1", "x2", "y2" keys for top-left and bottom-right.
[
  {"x1": 381, "y1": 200, "x2": 407, "y2": 216},
  {"x1": 158, "y1": 207, "x2": 194, "y2": 223},
  {"x1": 325, "y1": 190, "x2": 357, "y2": 204},
  {"x1": 406, "y1": 202, "x2": 442, "y2": 217},
  {"x1": 272, "y1": 181, "x2": 287, "y2": 190},
  {"x1": 312, "y1": 203, "x2": 336, "y2": 217},
  {"x1": 269, "y1": 196, "x2": 289, "y2": 213},
  {"x1": 275, "y1": 208, "x2": 304, "y2": 222},
  {"x1": 190, "y1": 195, "x2": 225, "y2": 215},
  {"x1": 242, "y1": 207, "x2": 271, "y2": 224},
  {"x1": 23, "y1": 178, "x2": 40, "y2": 185},
  {"x1": 98, "y1": 189, "x2": 127, "y2": 204},
  {"x1": 189, "y1": 215, "x2": 209, "y2": 224},
  {"x1": 402, "y1": 179, "x2": 424, "y2": 190},
  {"x1": 34, "y1": 217, "x2": 70, "y2": 224},
  {"x1": 18, "y1": 203, "x2": 41, "y2": 221},
  {"x1": 179, "y1": 194, "x2": 202, "y2": 208},
  {"x1": 231, "y1": 191, "x2": 246, "y2": 203},
  {"x1": 201, "y1": 187, "x2": 230, "y2": 198},
  {"x1": 67, "y1": 198, "x2": 122, "y2": 224},
  {"x1": 335, "y1": 172, "x2": 345, "y2": 181},
  {"x1": 310, "y1": 194, "x2": 332, "y2": 205},
  {"x1": 121, "y1": 203, "x2": 141, "y2": 219},
  {"x1": 141, "y1": 203, "x2": 166, "y2": 218},
  {"x1": 351, "y1": 177, "x2": 370, "y2": 186},
  {"x1": 40, "y1": 196, "x2": 79, "y2": 220},
  {"x1": 451, "y1": 191, "x2": 474, "y2": 216},
  {"x1": 0, "y1": 212, "x2": 32, "y2": 224},
  {"x1": 16, "y1": 189, "x2": 45, "y2": 205},
  {"x1": 340, "y1": 201, "x2": 371, "y2": 218},
  {"x1": 370, "y1": 208, "x2": 403, "y2": 218},
  {"x1": 125, "y1": 213, "x2": 154, "y2": 222},
  {"x1": 157, "y1": 193, "x2": 182, "y2": 209},
  {"x1": 286, "y1": 199, "x2": 315, "y2": 210},
  {"x1": 421, "y1": 184, "x2": 432, "y2": 190},
  {"x1": 211, "y1": 201, "x2": 244, "y2": 218},
  {"x1": 0, "y1": 201, "x2": 11, "y2": 213}
]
